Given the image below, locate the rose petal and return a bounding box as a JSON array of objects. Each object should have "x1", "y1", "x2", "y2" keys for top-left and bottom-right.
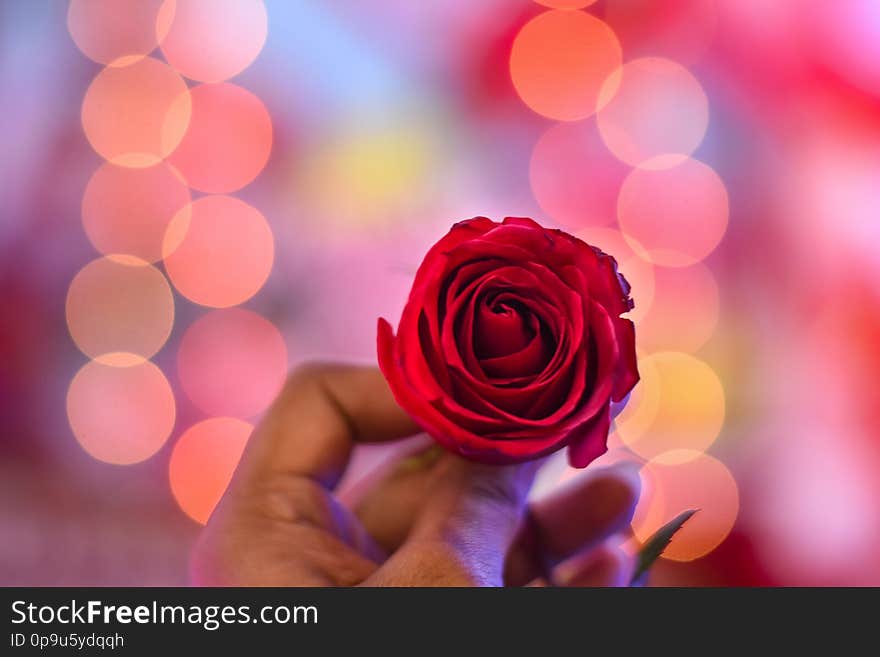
[
  {"x1": 573, "y1": 300, "x2": 619, "y2": 420},
  {"x1": 611, "y1": 318, "x2": 639, "y2": 402},
  {"x1": 480, "y1": 321, "x2": 549, "y2": 378},
  {"x1": 420, "y1": 217, "x2": 495, "y2": 275},
  {"x1": 591, "y1": 253, "x2": 634, "y2": 317},
  {"x1": 474, "y1": 297, "x2": 533, "y2": 358},
  {"x1": 377, "y1": 216, "x2": 640, "y2": 469},
  {"x1": 502, "y1": 216, "x2": 545, "y2": 230},
  {"x1": 442, "y1": 265, "x2": 572, "y2": 383},
  {"x1": 381, "y1": 321, "x2": 573, "y2": 463},
  {"x1": 566, "y1": 404, "x2": 611, "y2": 468},
  {"x1": 524, "y1": 348, "x2": 585, "y2": 420}
]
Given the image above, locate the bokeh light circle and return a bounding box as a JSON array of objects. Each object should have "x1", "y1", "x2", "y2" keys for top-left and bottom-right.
[
  {"x1": 81, "y1": 56, "x2": 192, "y2": 167},
  {"x1": 167, "y1": 82, "x2": 272, "y2": 193},
  {"x1": 177, "y1": 308, "x2": 288, "y2": 418},
  {"x1": 159, "y1": 0, "x2": 268, "y2": 83},
  {"x1": 169, "y1": 417, "x2": 253, "y2": 524},
  {"x1": 82, "y1": 161, "x2": 191, "y2": 264},
  {"x1": 67, "y1": 359, "x2": 176, "y2": 465},
  {"x1": 638, "y1": 263, "x2": 720, "y2": 352},
  {"x1": 67, "y1": 0, "x2": 169, "y2": 67},
  {"x1": 510, "y1": 10, "x2": 622, "y2": 121},
  {"x1": 298, "y1": 114, "x2": 439, "y2": 231},
  {"x1": 616, "y1": 352, "x2": 725, "y2": 460},
  {"x1": 632, "y1": 450, "x2": 739, "y2": 561},
  {"x1": 612, "y1": 350, "x2": 660, "y2": 450},
  {"x1": 162, "y1": 195, "x2": 274, "y2": 308},
  {"x1": 617, "y1": 156, "x2": 729, "y2": 266},
  {"x1": 530, "y1": 121, "x2": 630, "y2": 229},
  {"x1": 66, "y1": 256, "x2": 174, "y2": 366},
  {"x1": 575, "y1": 226, "x2": 655, "y2": 324},
  {"x1": 597, "y1": 57, "x2": 708, "y2": 167}
]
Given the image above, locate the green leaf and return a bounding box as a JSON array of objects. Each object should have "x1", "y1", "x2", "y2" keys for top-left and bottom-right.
[{"x1": 629, "y1": 509, "x2": 698, "y2": 586}]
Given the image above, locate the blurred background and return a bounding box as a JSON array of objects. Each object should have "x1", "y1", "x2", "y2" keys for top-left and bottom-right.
[{"x1": 1, "y1": 0, "x2": 879, "y2": 586}]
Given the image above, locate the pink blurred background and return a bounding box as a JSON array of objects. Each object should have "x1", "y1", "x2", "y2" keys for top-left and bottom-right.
[{"x1": 2, "y1": 0, "x2": 879, "y2": 586}]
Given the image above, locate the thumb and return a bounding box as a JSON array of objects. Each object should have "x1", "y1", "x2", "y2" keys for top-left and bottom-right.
[{"x1": 365, "y1": 453, "x2": 541, "y2": 586}]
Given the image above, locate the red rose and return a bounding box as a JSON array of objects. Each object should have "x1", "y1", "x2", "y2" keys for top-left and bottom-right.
[{"x1": 377, "y1": 217, "x2": 638, "y2": 468}]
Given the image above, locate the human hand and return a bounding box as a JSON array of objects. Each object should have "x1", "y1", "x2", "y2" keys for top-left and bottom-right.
[{"x1": 191, "y1": 364, "x2": 640, "y2": 586}]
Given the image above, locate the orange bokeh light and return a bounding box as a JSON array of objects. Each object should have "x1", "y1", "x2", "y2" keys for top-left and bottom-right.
[
  {"x1": 530, "y1": 121, "x2": 630, "y2": 229},
  {"x1": 597, "y1": 57, "x2": 708, "y2": 167},
  {"x1": 510, "y1": 10, "x2": 621, "y2": 121},
  {"x1": 612, "y1": 350, "x2": 660, "y2": 449},
  {"x1": 67, "y1": 0, "x2": 169, "y2": 67},
  {"x1": 66, "y1": 256, "x2": 174, "y2": 366},
  {"x1": 82, "y1": 161, "x2": 191, "y2": 264},
  {"x1": 167, "y1": 82, "x2": 272, "y2": 193},
  {"x1": 632, "y1": 450, "x2": 739, "y2": 561},
  {"x1": 177, "y1": 308, "x2": 288, "y2": 418},
  {"x1": 616, "y1": 352, "x2": 725, "y2": 460},
  {"x1": 617, "y1": 156, "x2": 729, "y2": 267},
  {"x1": 169, "y1": 417, "x2": 253, "y2": 524},
  {"x1": 638, "y1": 263, "x2": 720, "y2": 352},
  {"x1": 81, "y1": 56, "x2": 191, "y2": 167},
  {"x1": 67, "y1": 359, "x2": 176, "y2": 465},
  {"x1": 575, "y1": 226, "x2": 655, "y2": 324},
  {"x1": 163, "y1": 195, "x2": 274, "y2": 308},
  {"x1": 159, "y1": 0, "x2": 268, "y2": 83}
]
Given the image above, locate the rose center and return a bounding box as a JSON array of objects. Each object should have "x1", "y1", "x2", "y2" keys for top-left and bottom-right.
[{"x1": 473, "y1": 296, "x2": 534, "y2": 359}]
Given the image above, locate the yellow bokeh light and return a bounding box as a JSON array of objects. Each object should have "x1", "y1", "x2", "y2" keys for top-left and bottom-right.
[
  {"x1": 298, "y1": 114, "x2": 438, "y2": 231},
  {"x1": 66, "y1": 256, "x2": 174, "y2": 366},
  {"x1": 616, "y1": 351, "x2": 725, "y2": 460},
  {"x1": 67, "y1": 359, "x2": 176, "y2": 465},
  {"x1": 632, "y1": 450, "x2": 740, "y2": 562}
]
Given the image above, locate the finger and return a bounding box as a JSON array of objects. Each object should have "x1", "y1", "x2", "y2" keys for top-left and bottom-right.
[
  {"x1": 194, "y1": 364, "x2": 418, "y2": 586},
  {"x1": 236, "y1": 363, "x2": 419, "y2": 489},
  {"x1": 553, "y1": 543, "x2": 633, "y2": 587},
  {"x1": 505, "y1": 462, "x2": 640, "y2": 586},
  {"x1": 340, "y1": 439, "x2": 444, "y2": 553},
  {"x1": 366, "y1": 455, "x2": 542, "y2": 586},
  {"x1": 532, "y1": 463, "x2": 640, "y2": 557}
]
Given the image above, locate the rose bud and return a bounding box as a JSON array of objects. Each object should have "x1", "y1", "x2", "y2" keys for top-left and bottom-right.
[{"x1": 378, "y1": 217, "x2": 638, "y2": 468}]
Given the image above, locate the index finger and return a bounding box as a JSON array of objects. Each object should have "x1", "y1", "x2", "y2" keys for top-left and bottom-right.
[{"x1": 236, "y1": 363, "x2": 420, "y2": 489}]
